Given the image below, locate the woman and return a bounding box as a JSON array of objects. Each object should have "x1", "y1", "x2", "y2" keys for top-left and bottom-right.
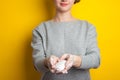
[{"x1": 31, "y1": 0, "x2": 101, "y2": 80}]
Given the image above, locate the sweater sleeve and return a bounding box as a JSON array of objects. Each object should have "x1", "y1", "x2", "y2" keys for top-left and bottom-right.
[
  {"x1": 79, "y1": 23, "x2": 101, "y2": 69},
  {"x1": 31, "y1": 23, "x2": 49, "y2": 73}
]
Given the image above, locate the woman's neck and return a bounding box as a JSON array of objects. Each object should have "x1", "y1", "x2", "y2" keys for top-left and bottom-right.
[{"x1": 52, "y1": 10, "x2": 76, "y2": 22}]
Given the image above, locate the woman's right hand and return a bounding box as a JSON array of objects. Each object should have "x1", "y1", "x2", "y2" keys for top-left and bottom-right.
[{"x1": 45, "y1": 55, "x2": 60, "y2": 73}]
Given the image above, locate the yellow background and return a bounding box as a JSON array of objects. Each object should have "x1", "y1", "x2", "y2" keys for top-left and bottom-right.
[{"x1": 0, "y1": 0, "x2": 120, "y2": 80}]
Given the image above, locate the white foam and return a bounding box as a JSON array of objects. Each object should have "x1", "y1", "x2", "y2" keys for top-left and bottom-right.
[{"x1": 55, "y1": 60, "x2": 66, "y2": 71}]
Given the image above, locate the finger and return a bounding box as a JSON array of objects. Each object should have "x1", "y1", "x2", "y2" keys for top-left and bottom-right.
[
  {"x1": 48, "y1": 62, "x2": 55, "y2": 73},
  {"x1": 50, "y1": 56, "x2": 60, "y2": 69},
  {"x1": 55, "y1": 69, "x2": 67, "y2": 74},
  {"x1": 51, "y1": 56, "x2": 60, "y2": 64},
  {"x1": 66, "y1": 61, "x2": 73, "y2": 70},
  {"x1": 60, "y1": 54, "x2": 70, "y2": 60},
  {"x1": 50, "y1": 56, "x2": 55, "y2": 66},
  {"x1": 62, "y1": 69, "x2": 68, "y2": 74},
  {"x1": 47, "y1": 60, "x2": 55, "y2": 70},
  {"x1": 51, "y1": 58, "x2": 59, "y2": 68},
  {"x1": 55, "y1": 70, "x2": 62, "y2": 73},
  {"x1": 65, "y1": 56, "x2": 74, "y2": 70},
  {"x1": 54, "y1": 57, "x2": 60, "y2": 64}
]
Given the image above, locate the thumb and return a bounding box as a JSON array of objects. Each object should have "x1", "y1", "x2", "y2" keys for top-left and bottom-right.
[
  {"x1": 50, "y1": 57, "x2": 54, "y2": 65},
  {"x1": 60, "y1": 54, "x2": 70, "y2": 60},
  {"x1": 65, "y1": 55, "x2": 74, "y2": 70}
]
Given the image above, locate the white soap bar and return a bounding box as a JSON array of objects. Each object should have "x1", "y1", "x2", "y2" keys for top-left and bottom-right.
[{"x1": 55, "y1": 60, "x2": 66, "y2": 71}]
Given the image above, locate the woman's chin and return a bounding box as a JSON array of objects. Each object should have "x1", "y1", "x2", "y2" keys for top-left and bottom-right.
[{"x1": 58, "y1": 8, "x2": 71, "y2": 12}]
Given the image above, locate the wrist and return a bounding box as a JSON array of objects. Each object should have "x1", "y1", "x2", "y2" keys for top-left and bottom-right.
[{"x1": 73, "y1": 55, "x2": 82, "y2": 68}]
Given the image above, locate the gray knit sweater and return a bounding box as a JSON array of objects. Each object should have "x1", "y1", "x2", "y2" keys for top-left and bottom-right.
[{"x1": 31, "y1": 19, "x2": 100, "y2": 80}]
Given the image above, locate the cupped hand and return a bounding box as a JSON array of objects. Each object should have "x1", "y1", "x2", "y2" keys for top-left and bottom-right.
[{"x1": 46, "y1": 55, "x2": 60, "y2": 73}]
